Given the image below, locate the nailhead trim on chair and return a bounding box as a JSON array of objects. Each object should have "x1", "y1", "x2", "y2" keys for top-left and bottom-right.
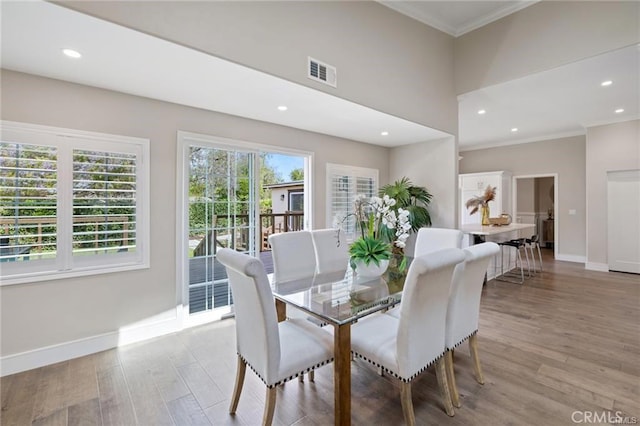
[
  {"x1": 238, "y1": 353, "x2": 334, "y2": 389},
  {"x1": 351, "y1": 350, "x2": 445, "y2": 383},
  {"x1": 446, "y1": 329, "x2": 478, "y2": 351}
]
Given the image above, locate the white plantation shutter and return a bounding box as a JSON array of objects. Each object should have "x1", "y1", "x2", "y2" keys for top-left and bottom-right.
[
  {"x1": 72, "y1": 149, "x2": 137, "y2": 255},
  {"x1": 0, "y1": 142, "x2": 57, "y2": 261},
  {"x1": 0, "y1": 121, "x2": 149, "y2": 285},
  {"x1": 326, "y1": 164, "x2": 378, "y2": 239}
]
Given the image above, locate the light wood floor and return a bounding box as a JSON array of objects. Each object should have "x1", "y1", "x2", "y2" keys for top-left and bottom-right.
[{"x1": 2, "y1": 250, "x2": 639, "y2": 425}]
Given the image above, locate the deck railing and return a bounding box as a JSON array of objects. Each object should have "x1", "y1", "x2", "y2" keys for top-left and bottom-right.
[
  {"x1": 192, "y1": 211, "x2": 304, "y2": 257},
  {"x1": 0, "y1": 215, "x2": 131, "y2": 254},
  {"x1": 0, "y1": 211, "x2": 304, "y2": 258}
]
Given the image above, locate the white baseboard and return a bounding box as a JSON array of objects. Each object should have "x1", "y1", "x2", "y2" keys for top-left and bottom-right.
[
  {"x1": 551, "y1": 255, "x2": 611, "y2": 272},
  {"x1": 585, "y1": 262, "x2": 610, "y2": 272},
  {"x1": 555, "y1": 254, "x2": 586, "y2": 263},
  {"x1": 0, "y1": 316, "x2": 180, "y2": 377}
]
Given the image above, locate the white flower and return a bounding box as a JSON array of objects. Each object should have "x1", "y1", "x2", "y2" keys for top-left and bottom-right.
[
  {"x1": 332, "y1": 213, "x2": 345, "y2": 229},
  {"x1": 382, "y1": 210, "x2": 397, "y2": 229},
  {"x1": 347, "y1": 194, "x2": 415, "y2": 251}
]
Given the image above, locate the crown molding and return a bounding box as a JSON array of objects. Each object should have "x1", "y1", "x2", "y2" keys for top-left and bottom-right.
[
  {"x1": 378, "y1": 1, "x2": 538, "y2": 37},
  {"x1": 456, "y1": 1, "x2": 539, "y2": 36},
  {"x1": 460, "y1": 130, "x2": 585, "y2": 152}
]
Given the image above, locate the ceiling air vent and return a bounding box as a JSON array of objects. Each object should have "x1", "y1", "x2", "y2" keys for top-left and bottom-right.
[{"x1": 308, "y1": 57, "x2": 337, "y2": 88}]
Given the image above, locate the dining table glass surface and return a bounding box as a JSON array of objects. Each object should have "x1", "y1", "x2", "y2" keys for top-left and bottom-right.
[{"x1": 270, "y1": 256, "x2": 411, "y2": 325}]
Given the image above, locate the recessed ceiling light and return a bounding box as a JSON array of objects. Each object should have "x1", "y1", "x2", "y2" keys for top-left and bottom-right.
[
  {"x1": 381, "y1": 131, "x2": 389, "y2": 136},
  {"x1": 62, "y1": 48, "x2": 82, "y2": 59},
  {"x1": 277, "y1": 105, "x2": 288, "y2": 111},
  {"x1": 511, "y1": 128, "x2": 518, "y2": 132},
  {"x1": 615, "y1": 108, "x2": 625, "y2": 114},
  {"x1": 477, "y1": 109, "x2": 486, "y2": 115},
  {"x1": 601, "y1": 80, "x2": 613, "y2": 87}
]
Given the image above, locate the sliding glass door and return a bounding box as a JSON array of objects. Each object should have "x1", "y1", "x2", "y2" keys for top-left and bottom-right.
[
  {"x1": 186, "y1": 144, "x2": 257, "y2": 317},
  {"x1": 178, "y1": 132, "x2": 312, "y2": 324}
]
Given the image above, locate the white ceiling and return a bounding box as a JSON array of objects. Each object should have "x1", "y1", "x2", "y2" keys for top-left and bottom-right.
[
  {"x1": 459, "y1": 44, "x2": 639, "y2": 149},
  {"x1": 1, "y1": 1, "x2": 638, "y2": 151},
  {"x1": 379, "y1": 0, "x2": 538, "y2": 37}
]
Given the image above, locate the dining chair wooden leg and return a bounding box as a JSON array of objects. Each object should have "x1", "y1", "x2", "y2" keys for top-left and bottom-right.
[
  {"x1": 275, "y1": 299, "x2": 287, "y2": 322},
  {"x1": 309, "y1": 370, "x2": 314, "y2": 381},
  {"x1": 262, "y1": 387, "x2": 277, "y2": 426},
  {"x1": 435, "y1": 357, "x2": 455, "y2": 417},
  {"x1": 400, "y1": 382, "x2": 416, "y2": 426},
  {"x1": 469, "y1": 334, "x2": 485, "y2": 385},
  {"x1": 229, "y1": 355, "x2": 247, "y2": 414},
  {"x1": 445, "y1": 351, "x2": 461, "y2": 408}
]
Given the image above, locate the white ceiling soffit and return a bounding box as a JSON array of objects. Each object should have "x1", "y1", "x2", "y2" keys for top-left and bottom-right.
[
  {"x1": 1, "y1": 1, "x2": 450, "y2": 147},
  {"x1": 379, "y1": 1, "x2": 538, "y2": 37},
  {"x1": 458, "y1": 44, "x2": 640, "y2": 150}
]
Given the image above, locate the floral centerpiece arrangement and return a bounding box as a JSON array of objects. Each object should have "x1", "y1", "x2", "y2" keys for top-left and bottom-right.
[
  {"x1": 336, "y1": 194, "x2": 411, "y2": 277},
  {"x1": 465, "y1": 185, "x2": 496, "y2": 225}
]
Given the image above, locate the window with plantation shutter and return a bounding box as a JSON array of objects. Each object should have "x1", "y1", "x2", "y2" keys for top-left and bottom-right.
[
  {"x1": 326, "y1": 163, "x2": 378, "y2": 240},
  {"x1": 0, "y1": 121, "x2": 149, "y2": 285},
  {"x1": 0, "y1": 143, "x2": 57, "y2": 262},
  {"x1": 72, "y1": 150, "x2": 137, "y2": 256}
]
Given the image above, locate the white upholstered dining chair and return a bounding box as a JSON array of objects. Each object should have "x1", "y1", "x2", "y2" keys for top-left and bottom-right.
[
  {"x1": 444, "y1": 242, "x2": 499, "y2": 408},
  {"x1": 217, "y1": 248, "x2": 334, "y2": 426},
  {"x1": 386, "y1": 227, "x2": 465, "y2": 320},
  {"x1": 414, "y1": 227, "x2": 464, "y2": 257},
  {"x1": 268, "y1": 230, "x2": 317, "y2": 283},
  {"x1": 350, "y1": 248, "x2": 466, "y2": 425},
  {"x1": 311, "y1": 228, "x2": 349, "y2": 278}
]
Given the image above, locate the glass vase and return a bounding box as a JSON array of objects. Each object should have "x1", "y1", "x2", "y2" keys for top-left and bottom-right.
[{"x1": 481, "y1": 204, "x2": 490, "y2": 226}]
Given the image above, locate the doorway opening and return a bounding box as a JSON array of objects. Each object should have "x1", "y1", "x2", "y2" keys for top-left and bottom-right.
[{"x1": 513, "y1": 174, "x2": 558, "y2": 260}]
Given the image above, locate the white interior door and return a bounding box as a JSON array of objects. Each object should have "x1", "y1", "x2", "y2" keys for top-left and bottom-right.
[{"x1": 607, "y1": 170, "x2": 640, "y2": 274}]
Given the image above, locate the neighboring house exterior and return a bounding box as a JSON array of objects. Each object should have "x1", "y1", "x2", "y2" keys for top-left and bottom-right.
[
  {"x1": 265, "y1": 180, "x2": 304, "y2": 217},
  {"x1": 263, "y1": 181, "x2": 304, "y2": 245}
]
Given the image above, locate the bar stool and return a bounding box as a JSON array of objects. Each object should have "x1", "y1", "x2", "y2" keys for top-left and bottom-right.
[
  {"x1": 496, "y1": 239, "x2": 526, "y2": 284},
  {"x1": 525, "y1": 235, "x2": 543, "y2": 274},
  {"x1": 510, "y1": 238, "x2": 532, "y2": 278}
]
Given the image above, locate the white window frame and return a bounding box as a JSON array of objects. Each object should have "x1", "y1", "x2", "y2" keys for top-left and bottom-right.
[
  {"x1": 0, "y1": 121, "x2": 150, "y2": 285},
  {"x1": 326, "y1": 163, "x2": 379, "y2": 239}
]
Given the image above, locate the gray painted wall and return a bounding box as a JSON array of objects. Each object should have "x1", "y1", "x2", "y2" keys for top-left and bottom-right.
[
  {"x1": 517, "y1": 177, "x2": 535, "y2": 213},
  {"x1": 536, "y1": 177, "x2": 554, "y2": 215},
  {"x1": 460, "y1": 135, "x2": 586, "y2": 260},
  {"x1": 0, "y1": 70, "x2": 390, "y2": 357},
  {"x1": 57, "y1": 0, "x2": 458, "y2": 135},
  {"x1": 454, "y1": 1, "x2": 640, "y2": 94},
  {"x1": 389, "y1": 138, "x2": 457, "y2": 232}
]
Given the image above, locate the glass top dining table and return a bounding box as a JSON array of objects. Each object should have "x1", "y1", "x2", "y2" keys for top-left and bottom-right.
[
  {"x1": 269, "y1": 258, "x2": 410, "y2": 426},
  {"x1": 270, "y1": 266, "x2": 409, "y2": 325}
]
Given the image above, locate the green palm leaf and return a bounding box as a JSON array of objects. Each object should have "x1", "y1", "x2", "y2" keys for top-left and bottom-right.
[{"x1": 380, "y1": 177, "x2": 432, "y2": 232}]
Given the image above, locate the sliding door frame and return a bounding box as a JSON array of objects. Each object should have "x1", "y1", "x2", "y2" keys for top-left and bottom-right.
[{"x1": 176, "y1": 131, "x2": 313, "y2": 328}]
